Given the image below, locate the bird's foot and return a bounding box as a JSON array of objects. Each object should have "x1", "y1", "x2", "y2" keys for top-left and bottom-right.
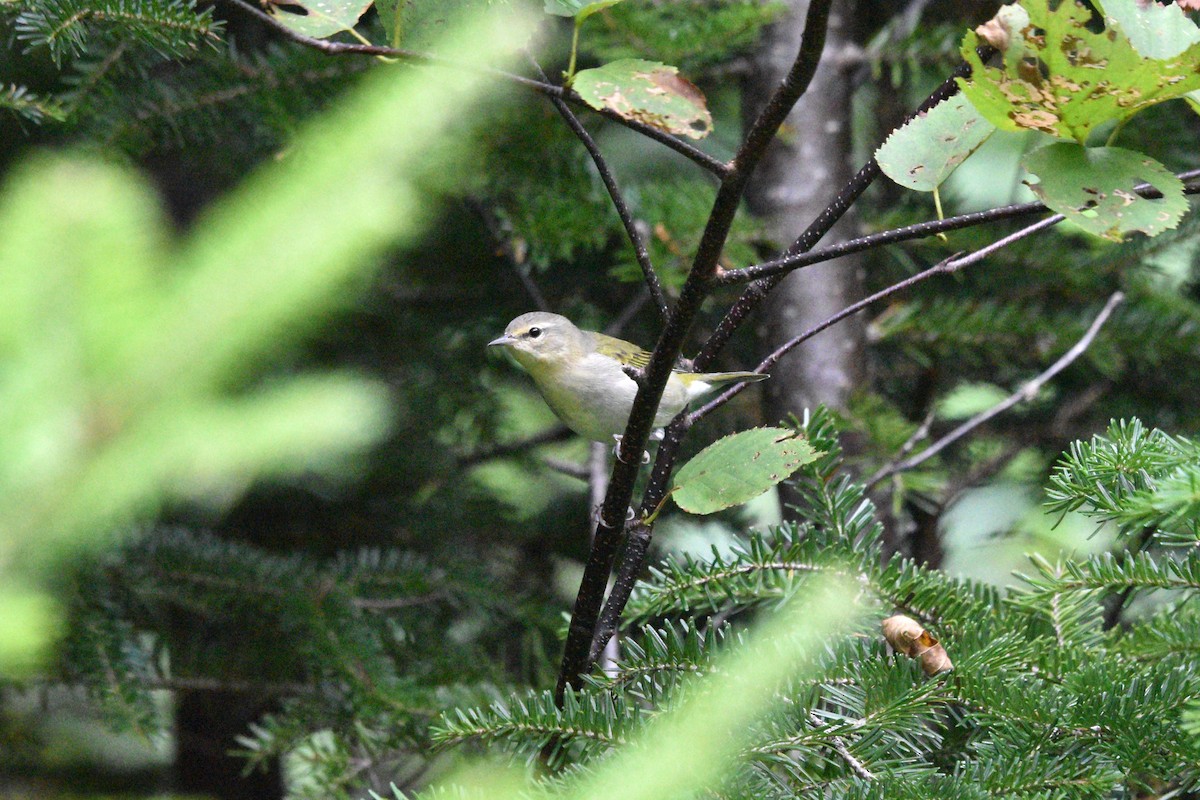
[
  {"x1": 612, "y1": 434, "x2": 651, "y2": 464},
  {"x1": 589, "y1": 504, "x2": 638, "y2": 526}
]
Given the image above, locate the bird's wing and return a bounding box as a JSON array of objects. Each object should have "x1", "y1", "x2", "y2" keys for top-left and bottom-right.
[{"x1": 591, "y1": 332, "x2": 653, "y2": 369}]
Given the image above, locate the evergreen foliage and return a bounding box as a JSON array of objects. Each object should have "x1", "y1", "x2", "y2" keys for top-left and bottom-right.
[
  {"x1": 2, "y1": 0, "x2": 1200, "y2": 797},
  {"x1": 428, "y1": 410, "x2": 1200, "y2": 797}
]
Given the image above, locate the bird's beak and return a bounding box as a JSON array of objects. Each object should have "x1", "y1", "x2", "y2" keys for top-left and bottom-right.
[{"x1": 488, "y1": 334, "x2": 516, "y2": 348}]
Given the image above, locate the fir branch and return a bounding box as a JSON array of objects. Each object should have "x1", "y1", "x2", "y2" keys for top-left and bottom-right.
[
  {"x1": 0, "y1": 83, "x2": 68, "y2": 123},
  {"x1": 749, "y1": 681, "x2": 949, "y2": 767},
  {"x1": 584, "y1": 620, "x2": 731, "y2": 703},
  {"x1": 808, "y1": 711, "x2": 876, "y2": 781},
  {"x1": 1017, "y1": 550, "x2": 1200, "y2": 602},
  {"x1": 16, "y1": 0, "x2": 222, "y2": 63},
  {"x1": 1045, "y1": 418, "x2": 1200, "y2": 538},
  {"x1": 73, "y1": 43, "x2": 371, "y2": 153},
  {"x1": 622, "y1": 526, "x2": 861, "y2": 623},
  {"x1": 431, "y1": 688, "x2": 634, "y2": 767}
]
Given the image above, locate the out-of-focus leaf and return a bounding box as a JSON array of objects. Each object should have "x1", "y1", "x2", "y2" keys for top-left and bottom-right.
[
  {"x1": 673, "y1": 427, "x2": 820, "y2": 514},
  {"x1": 876, "y1": 95, "x2": 996, "y2": 191},
  {"x1": 0, "y1": 11, "x2": 533, "y2": 674},
  {"x1": 573, "y1": 58, "x2": 712, "y2": 139},
  {"x1": 266, "y1": 0, "x2": 373, "y2": 38},
  {"x1": 1100, "y1": 0, "x2": 1200, "y2": 60},
  {"x1": 1023, "y1": 143, "x2": 1187, "y2": 241},
  {"x1": 544, "y1": 0, "x2": 624, "y2": 20},
  {"x1": 376, "y1": 0, "x2": 526, "y2": 50}
]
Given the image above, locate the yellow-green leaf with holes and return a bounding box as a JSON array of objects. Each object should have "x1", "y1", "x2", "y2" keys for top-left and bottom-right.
[
  {"x1": 876, "y1": 95, "x2": 996, "y2": 191},
  {"x1": 960, "y1": 0, "x2": 1200, "y2": 143},
  {"x1": 267, "y1": 0, "x2": 373, "y2": 38},
  {"x1": 1023, "y1": 143, "x2": 1187, "y2": 241},
  {"x1": 573, "y1": 59, "x2": 712, "y2": 139},
  {"x1": 672, "y1": 427, "x2": 821, "y2": 515}
]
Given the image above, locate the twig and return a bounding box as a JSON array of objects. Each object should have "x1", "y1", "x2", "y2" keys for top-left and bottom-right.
[
  {"x1": 604, "y1": 292, "x2": 650, "y2": 336},
  {"x1": 809, "y1": 712, "x2": 876, "y2": 781},
  {"x1": 151, "y1": 675, "x2": 314, "y2": 695},
  {"x1": 872, "y1": 290, "x2": 1126, "y2": 484},
  {"x1": 221, "y1": 0, "x2": 726, "y2": 174},
  {"x1": 471, "y1": 198, "x2": 551, "y2": 311},
  {"x1": 588, "y1": 521, "x2": 652, "y2": 664},
  {"x1": 693, "y1": 53, "x2": 988, "y2": 371},
  {"x1": 458, "y1": 426, "x2": 573, "y2": 468},
  {"x1": 689, "y1": 214, "x2": 1066, "y2": 424},
  {"x1": 554, "y1": 0, "x2": 838, "y2": 703},
  {"x1": 718, "y1": 167, "x2": 1200, "y2": 285},
  {"x1": 529, "y1": 55, "x2": 669, "y2": 320},
  {"x1": 352, "y1": 592, "x2": 446, "y2": 610},
  {"x1": 543, "y1": 455, "x2": 590, "y2": 481},
  {"x1": 588, "y1": 442, "x2": 621, "y2": 675}
]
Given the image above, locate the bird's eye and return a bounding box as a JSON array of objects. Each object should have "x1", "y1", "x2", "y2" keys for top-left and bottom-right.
[{"x1": 528, "y1": 327, "x2": 542, "y2": 338}]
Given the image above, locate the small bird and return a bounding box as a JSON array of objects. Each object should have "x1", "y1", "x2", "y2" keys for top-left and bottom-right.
[{"x1": 488, "y1": 312, "x2": 769, "y2": 443}]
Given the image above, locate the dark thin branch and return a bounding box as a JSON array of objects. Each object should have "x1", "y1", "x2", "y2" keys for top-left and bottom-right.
[
  {"x1": 588, "y1": 522, "x2": 652, "y2": 663},
  {"x1": 531, "y1": 57, "x2": 670, "y2": 320},
  {"x1": 718, "y1": 201, "x2": 1043, "y2": 284},
  {"x1": 221, "y1": 0, "x2": 727, "y2": 174},
  {"x1": 558, "y1": 108, "x2": 669, "y2": 319},
  {"x1": 870, "y1": 290, "x2": 1125, "y2": 485},
  {"x1": 604, "y1": 292, "x2": 650, "y2": 336},
  {"x1": 690, "y1": 214, "x2": 1066, "y2": 424},
  {"x1": 693, "y1": 53, "x2": 987, "y2": 370},
  {"x1": 149, "y1": 676, "x2": 314, "y2": 695},
  {"x1": 733, "y1": 0, "x2": 836, "y2": 172},
  {"x1": 543, "y1": 455, "x2": 590, "y2": 481},
  {"x1": 719, "y1": 167, "x2": 1200, "y2": 285},
  {"x1": 554, "y1": 0, "x2": 838, "y2": 702},
  {"x1": 626, "y1": 0, "x2": 838, "y2": 519},
  {"x1": 458, "y1": 426, "x2": 572, "y2": 469},
  {"x1": 470, "y1": 198, "x2": 551, "y2": 310}
]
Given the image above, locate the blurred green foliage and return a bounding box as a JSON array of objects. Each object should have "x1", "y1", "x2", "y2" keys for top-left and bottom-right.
[{"x1": 0, "y1": 11, "x2": 532, "y2": 673}]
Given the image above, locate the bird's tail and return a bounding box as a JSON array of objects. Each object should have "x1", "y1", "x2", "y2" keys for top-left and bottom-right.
[
  {"x1": 707, "y1": 370, "x2": 769, "y2": 384},
  {"x1": 679, "y1": 370, "x2": 769, "y2": 400}
]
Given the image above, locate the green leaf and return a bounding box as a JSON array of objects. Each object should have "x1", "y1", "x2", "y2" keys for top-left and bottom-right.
[
  {"x1": 1023, "y1": 143, "x2": 1187, "y2": 241},
  {"x1": 376, "y1": 0, "x2": 524, "y2": 50},
  {"x1": 672, "y1": 427, "x2": 821, "y2": 515},
  {"x1": 875, "y1": 95, "x2": 996, "y2": 191},
  {"x1": 267, "y1": 0, "x2": 373, "y2": 39},
  {"x1": 960, "y1": 0, "x2": 1200, "y2": 142},
  {"x1": 544, "y1": 0, "x2": 624, "y2": 20},
  {"x1": 573, "y1": 58, "x2": 712, "y2": 139},
  {"x1": 1100, "y1": 0, "x2": 1200, "y2": 60}
]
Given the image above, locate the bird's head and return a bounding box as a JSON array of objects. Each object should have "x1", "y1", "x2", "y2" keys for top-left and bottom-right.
[{"x1": 488, "y1": 312, "x2": 588, "y2": 372}]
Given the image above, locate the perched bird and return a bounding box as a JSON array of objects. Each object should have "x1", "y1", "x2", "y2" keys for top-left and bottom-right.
[{"x1": 488, "y1": 312, "x2": 769, "y2": 443}]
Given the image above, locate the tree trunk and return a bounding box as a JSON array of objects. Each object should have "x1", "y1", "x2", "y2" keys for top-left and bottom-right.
[{"x1": 745, "y1": 0, "x2": 867, "y2": 480}]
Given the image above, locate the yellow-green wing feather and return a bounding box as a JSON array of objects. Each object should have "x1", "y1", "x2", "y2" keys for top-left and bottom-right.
[{"x1": 591, "y1": 332, "x2": 653, "y2": 369}]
